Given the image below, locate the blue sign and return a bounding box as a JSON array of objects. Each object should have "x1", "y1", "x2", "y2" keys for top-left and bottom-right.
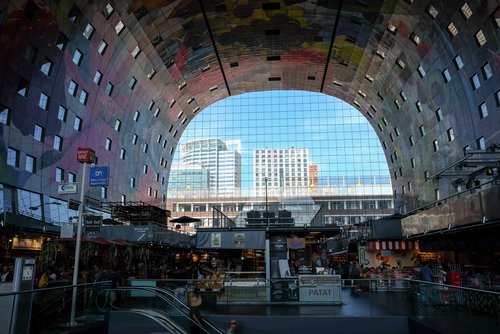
[{"x1": 89, "y1": 166, "x2": 109, "y2": 186}]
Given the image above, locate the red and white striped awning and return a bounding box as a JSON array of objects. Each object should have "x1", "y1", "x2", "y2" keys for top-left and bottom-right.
[{"x1": 366, "y1": 240, "x2": 419, "y2": 251}]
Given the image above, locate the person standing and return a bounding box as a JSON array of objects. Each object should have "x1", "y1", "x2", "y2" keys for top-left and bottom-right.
[
  {"x1": 1, "y1": 265, "x2": 13, "y2": 282},
  {"x1": 226, "y1": 319, "x2": 238, "y2": 334},
  {"x1": 188, "y1": 292, "x2": 203, "y2": 334},
  {"x1": 420, "y1": 262, "x2": 434, "y2": 282}
]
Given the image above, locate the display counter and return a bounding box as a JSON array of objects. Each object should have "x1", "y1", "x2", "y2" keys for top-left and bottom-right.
[{"x1": 298, "y1": 275, "x2": 342, "y2": 304}]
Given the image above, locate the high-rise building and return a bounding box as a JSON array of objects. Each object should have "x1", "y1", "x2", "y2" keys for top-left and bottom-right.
[
  {"x1": 254, "y1": 148, "x2": 310, "y2": 197},
  {"x1": 179, "y1": 139, "x2": 241, "y2": 191},
  {"x1": 168, "y1": 162, "x2": 209, "y2": 191}
]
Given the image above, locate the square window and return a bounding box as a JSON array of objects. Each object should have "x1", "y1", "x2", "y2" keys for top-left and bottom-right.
[
  {"x1": 410, "y1": 32, "x2": 421, "y2": 45},
  {"x1": 481, "y1": 62, "x2": 492, "y2": 80},
  {"x1": 442, "y1": 68, "x2": 451, "y2": 82},
  {"x1": 97, "y1": 40, "x2": 108, "y2": 55},
  {"x1": 128, "y1": 77, "x2": 137, "y2": 89},
  {"x1": 24, "y1": 44, "x2": 38, "y2": 64},
  {"x1": 55, "y1": 167, "x2": 64, "y2": 182},
  {"x1": 68, "y1": 172, "x2": 76, "y2": 183},
  {"x1": 427, "y1": 5, "x2": 438, "y2": 18},
  {"x1": 415, "y1": 101, "x2": 423, "y2": 113},
  {"x1": 72, "y1": 49, "x2": 83, "y2": 66},
  {"x1": 79, "y1": 90, "x2": 88, "y2": 105},
  {"x1": 102, "y1": 3, "x2": 114, "y2": 19},
  {"x1": 447, "y1": 128, "x2": 455, "y2": 141},
  {"x1": 68, "y1": 80, "x2": 78, "y2": 96},
  {"x1": 74, "y1": 116, "x2": 82, "y2": 131},
  {"x1": 447, "y1": 22, "x2": 458, "y2": 37},
  {"x1": 470, "y1": 74, "x2": 481, "y2": 90},
  {"x1": 54, "y1": 135, "x2": 63, "y2": 151},
  {"x1": 478, "y1": 102, "x2": 489, "y2": 119},
  {"x1": 115, "y1": 21, "x2": 125, "y2": 35},
  {"x1": 0, "y1": 106, "x2": 11, "y2": 125},
  {"x1": 133, "y1": 110, "x2": 140, "y2": 122},
  {"x1": 147, "y1": 69, "x2": 156, "y2": 79},
  {"x1": 83, "y1": 23, "x2": 95, "y2": 39},
  {"x1": 435, "y1": 108, "x2": 443, "y2": 121},
  {"x1": 114, "y1": 119, "x2": 121, "y2": 132},
  {"x1": 105, "y1": 138, "x2": 112, "y2": 150},
  {"x1": 417, "y1": 65, "x2": 426, "y2": 78},
  {"x1": 396, "y1": 58, "x2": 405, "y2": 69},
  {"x1": 7, "y1": 147, "x2": 19, "y2": 167},
  {"x1": 68, "y1": 5, "x2": 80, "y2": 23},
  {"x1": 56, "y1": 33, "x2": 68, "y2": 51},
  {"x1": 419, "y1": 125, "x2": 425, "y2": 137},
  {"x1": 34, "y1": 124, "x2": 44, "y2": 142},
  {"x1": 387, "y1": 23, "x2": 397, "y2": 34},
  {"x1": 131, "y1": 46, "x2": 141, "y2": 58},
  {"x1": 25, "y1": 155, "x2": 36, "y2": 173},
  {"x1": 17, "y1": 78, "x2": 30, "y2": 97},
  {"x1": 105, "y1": 82, "x2": 114, "y2": 96},
  {"x1": 40, "y1": 58, "x2": 53, "y2": 76},
  {"x1": 477, "y1": 137, "x2": 485, "y2": 150},
  {"x1": 475, "y1": 29, "x2": 486, "y2": 47},
  {"x1": 461, "y1": 3, "x2": 473, "y2": 19},
  {"x1": 93, "y1": 70, "x2": 103, "y2": 85},
  {"x1": 454, "y1": 55, "x2": 464, "y2": 69},
  {"x1": 58, "y1": 105, "x2": 67, "y2": 122},
  {"x1": 39, "y1": 92, "x2": 50, "y2": 110}
]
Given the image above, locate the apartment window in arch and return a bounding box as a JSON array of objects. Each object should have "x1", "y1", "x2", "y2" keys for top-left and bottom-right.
[
  {"x1": 105, "y1": 138, "x2": 112, "y2": 151},
  {"x1": 477, "y1": 137, "x2": 486, "y2": 150},
  {"x1": 478, "y1": 103, "x2": 489, "y2": 119},
  {"x1": 34, "y1": 124, "x2": 45, "y2": 142},
  {"x1": 83, "y1": 23, "x2": 95, "y2": 40},
  {"x1": 7, "y1": 147, "x2": 19, "y2": 167},
  {"x1": 0, "y1": 106, "x2": 11, "y2": 125},
  {"x1": 68, "y1": 172, "x2": 76, "y2": 183},
  {"x1": 447, "y1": 128, "x2": 455, "y2": 142},
  {"x1": 470, "y1": 74, "x2": 481, "y2": 90},
  {"x1": 435, "y1": 188, "x2": 440, "y2": 201},
  {"x1": 97, "y1": 40, "x2": 108, "y2": 55},
  {"x1": 72, "y1": 49, "x2": 83, "y2": 66},
  {"x1": 120, "y1": 194, "x2": 126, "y2": 204},
  {"x1": 93, "y1": 71, "x2": 103, "y2": 85},
  {"x1": 114, "y1": 119, "x2": 122, "y2": 132},
  {"x1": 17, "y1": 78, "x2": 30, "y2": 97},
  {"x1": 53, "y1": 135, "x2": 63, "y2": 151},
  {"x1": 130, "y1": 177, "x2": 136, "y2": 188},
  {"x1": 115, "y1": 21, "x2": 125, "y2": 35},
  {"x1": 481, "y1": 62, "x2": 492, "y2": 80},
  {"x1": 433, "y1": 139, "x2": 439, "y2": 152},
  {"x1": 435, "y1": 108, "x2": 443, "y2": 122},
  {"x1": 132, "y1": 134, "x2": 138, "y2": 145},
  {"x1": 410, "y1": 158, "x2": 415, "y2": 168},
  {"x1": 55, "y1": 167, "x2": 65, "y2": 182},
  {"x1": 74, "y1": 116, "x2": 82, "y2": 131},
  {"x1": 120, "y1": 148, "x2": 126, "y2": 160},
  {"x1": 105, "y1": 82, "x2": 114, "y2": 96},
  {"x1": 143, "y1": 143, "x2": 148, "y2": 153},
  {"x1": 79, "y1": 90, "x2": 88, "y2": 105},
  {"x1": 419, "y1": 125, "x2": 426, "y2": 137},
  {"x1": 133, "y1": 110, "x2": 140, "y2": 122},
  {"x1": 58, "y1": 105, "x2": 67, "y2": 122},
  {"x1": 39, "y1": 92, "x2": 50, "y2": 110},
  {"x1": 68, "y1": 80, "x2": 78, "y2": 96},
  {"x1": 143, "y1": 164, "x2": 148, "y2": 174},
  {"x1": 40, "y1": 58, "x2": 53, "y2": 76},
  {"x1": 148, "y1": 187, "x2": 152, "y2": 197},
  {"x1": 25, "y1": 155, "x2": 36, "y2": 173}
]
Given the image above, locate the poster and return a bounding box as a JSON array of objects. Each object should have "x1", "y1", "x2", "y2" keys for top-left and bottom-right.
[
  {"x1": 211, "y1": 232, "x2": 221, "y2": 248},
  {"x1": 234, "y1": 232, "x2": 245, "y2": 248}
]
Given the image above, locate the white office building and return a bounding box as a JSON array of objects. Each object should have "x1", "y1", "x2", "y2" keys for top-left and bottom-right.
[
  {"x1": 254, "y1": 148, "x2": 310, "y2": 197},
  {"x1": 179, "y1": 139, "x2": 241, "y2": 192}
]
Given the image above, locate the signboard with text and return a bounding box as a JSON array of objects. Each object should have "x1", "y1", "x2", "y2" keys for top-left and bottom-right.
[
  {"x1": 77, "y1": 147, "x2": 95, "y2": 163},
  {"x1": 58, "y1": 183, "x2": 77, "y2": 194},
  {"x1": 89, "y1": 166, "x2": 109, "y2": 186}
]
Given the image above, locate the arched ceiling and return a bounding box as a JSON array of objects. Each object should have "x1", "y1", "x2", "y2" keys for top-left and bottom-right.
[
  {"x1": 118, "y1": 0, "x2": 499, "y2": 209},
  {"x1": 1, "y1": 0, "x2": 498, "y2": 211}
]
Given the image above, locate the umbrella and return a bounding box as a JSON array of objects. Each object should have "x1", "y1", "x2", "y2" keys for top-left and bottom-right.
[{"x1": 170, "y1": 215, "x2": 201, "y2": 224}]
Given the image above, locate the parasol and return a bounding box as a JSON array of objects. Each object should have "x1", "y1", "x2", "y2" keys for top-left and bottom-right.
[{"x1": 170, "y1": 215, "x2": 201, "y2": 224}]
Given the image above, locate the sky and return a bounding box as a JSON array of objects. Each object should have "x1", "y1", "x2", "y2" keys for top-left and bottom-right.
[{"x1": 172, "y1": 90, "x2": 390, "y2": 189}]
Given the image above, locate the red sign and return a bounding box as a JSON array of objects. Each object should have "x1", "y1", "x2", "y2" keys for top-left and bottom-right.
[{"x1": 77, "y1": 147, "x2": 95, "y2": 163}]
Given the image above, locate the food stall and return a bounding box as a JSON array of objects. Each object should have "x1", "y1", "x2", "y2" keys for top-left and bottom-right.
[{"x1": 298, "y1": 274, "x2": 342, "y2": 304}]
